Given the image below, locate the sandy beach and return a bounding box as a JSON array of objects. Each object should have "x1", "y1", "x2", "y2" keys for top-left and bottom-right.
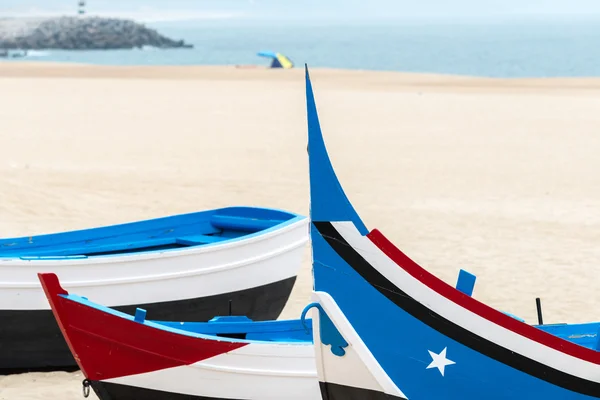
[{"x1": 1, "y1": 62, "x2": 600, "y2": 399}]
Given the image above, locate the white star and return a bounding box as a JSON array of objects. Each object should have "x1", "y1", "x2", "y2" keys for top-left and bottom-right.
[{"x1": 426, "y1": 347, "x2": 456, "y2": 376}]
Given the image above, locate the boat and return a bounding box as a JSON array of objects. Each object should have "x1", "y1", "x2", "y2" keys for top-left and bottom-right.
[
  {"x1": 38, "y1": 272, "x2": 320, "y2": 399},
  {"x1": 0, "y1": 206, "x2": 308, "y2": 371},
  {"x1": 302, "y1": 65, "x2": 600, "y2": 399}
]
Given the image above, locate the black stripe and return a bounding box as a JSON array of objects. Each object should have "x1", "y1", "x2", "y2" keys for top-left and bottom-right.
[
  {"x1": 0, "y1": 276, "x2": 296, "y2": 373},
  {"x1": 91, "y1": 381, "x2": 241, "y2": 400},
  {"x1": 313, "y1": 221, "x2": 600, "y2": 398},
  {"x1": 319, "y1": 381, "x2": 407, "y2": 400}
]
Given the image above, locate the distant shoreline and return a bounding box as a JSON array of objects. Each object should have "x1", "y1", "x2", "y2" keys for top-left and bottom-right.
[
  {"x1": 2, "y1": 62, "x2": 600, "y2": 93},
  {"x1": 2, "y1": 19, "x2": 600, "y2": 78}
]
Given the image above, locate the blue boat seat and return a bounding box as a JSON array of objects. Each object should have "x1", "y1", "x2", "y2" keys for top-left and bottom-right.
[
  {"x1": 75, "y1": 235, "x2": 227, "y2": 254},
  {"x1": 17, "y1": 235, "x2": 227, "y2": 258},
  {"x1": 454, "y1": 269, "x2": 527, "y2": 323},
  {"x1": 16, "y1": 237, "x2": 177, "y2": 257},
  {"x1": 210, "y1": 214, "x2": 285, "y2": 232},
  {"x1": 455, "y1": 269, "x2": 476, "y2": 297},
  {"x1": 20, "y1": 255, "x2": 89, "y2": 260},
  {"x1": 176, "y1": 235, "x2": 228, "y2": 245},
  {"x1": 502, "y1": 311, "x2": 525, "y2": 323}
]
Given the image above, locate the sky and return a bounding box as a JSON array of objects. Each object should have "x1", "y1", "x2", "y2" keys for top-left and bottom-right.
[{"x1": 2, "y1": 0, "x2": 600, "y2": 22}]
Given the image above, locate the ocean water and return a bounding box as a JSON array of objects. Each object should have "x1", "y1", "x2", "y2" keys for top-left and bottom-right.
[{"x1": 5, "y1": 17, "x2": 600, "y2": 78}]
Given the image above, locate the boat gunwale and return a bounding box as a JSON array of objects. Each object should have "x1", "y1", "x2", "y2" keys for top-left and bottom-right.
[
  {"x1": 55, "y1": 288, "x2": 315, "y2": 346},
  {"x1": 0, "y1": 212, "x2": 307, "y2": 266},
  {"x1": 0, "y1": 227, "x2": 307, "y2": 288}
]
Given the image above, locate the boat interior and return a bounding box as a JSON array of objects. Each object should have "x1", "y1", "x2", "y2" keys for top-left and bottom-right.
[
  {"x1": 63, "y1": 291, "x2": 313, "y2": 343},
  {"x1": 156, "y1": 315, "x2": 313, "y2": 343},
  {"x1": 0, "y1": 207, "x2": 302, "y2": 259},
  {"x1": 456, "y1": 269, "x2": 600, "y2": 351}
]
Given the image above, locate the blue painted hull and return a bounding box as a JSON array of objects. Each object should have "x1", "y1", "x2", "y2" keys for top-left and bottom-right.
[
  {"x1": 312, "y1": 222, "x2": 600, "y2": 398},
  {"x1": 304, "y1": 64, "x2": 600, "y2": 399}
]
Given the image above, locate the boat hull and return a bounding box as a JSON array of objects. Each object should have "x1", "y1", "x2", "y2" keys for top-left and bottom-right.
[
  {"x1": 319, "y1": 382, "x2": 404, "y2": 400},
  {"x1": 87, "y1": 343, "x2": 319, "y2": 400},
  {"x1": 89, "y1": 382, "x2": 237, "y2": 400},
  {"x1": 0, "y1": 276, "x2": 295, "y2": 371},
  {"x1": 38, "y1": 273, "x2": 320, "y2": 399},
  {"x1": 0, "y1": 213, "x2": 307, "y2": 371},
  {"x1": 89, "y1": 372, "x2": 319, "y2": 400},
  {"x1": 304, "y1": 65, "x2": 600, "y2": 399}
]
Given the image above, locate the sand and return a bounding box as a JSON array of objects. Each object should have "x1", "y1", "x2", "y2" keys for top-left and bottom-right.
[{"x1": 1, "y1": 62, "x2": 600, "y2": 398}]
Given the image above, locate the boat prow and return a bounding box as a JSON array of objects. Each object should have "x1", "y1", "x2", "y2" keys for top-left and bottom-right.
[
  {"x1": 39, "y1": 272, "x2": 320, "y2": 399},
  {"x1": 304, "y1": 64, "x2": 600, "y2": 399}
]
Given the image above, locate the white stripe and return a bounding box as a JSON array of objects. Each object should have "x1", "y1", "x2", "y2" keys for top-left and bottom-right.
[
  {"x1": 331, "y1": 221, "x2": 600, "y2": 384},
  {"x1": 312, "y1": 291, "x2": 408, "y2": 398},
  {"x1": 105, "y1": 343, "x2": 320, "y2": 399},
  {"x1": 0, "y1": 218, "x2": 307, "y2": 309}
]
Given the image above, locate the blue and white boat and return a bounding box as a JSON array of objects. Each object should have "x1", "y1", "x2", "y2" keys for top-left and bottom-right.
[
  {"x1": 0, "y1": 206, "x2": 307, "y2": 371},
  {"x1": 303, "y1": 65, "x2": 600, "y2": 399}
]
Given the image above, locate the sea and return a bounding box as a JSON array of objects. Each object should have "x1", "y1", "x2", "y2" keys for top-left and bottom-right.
[{"x1": 4, "y1": 16, "x2": 600, "y2": 78}]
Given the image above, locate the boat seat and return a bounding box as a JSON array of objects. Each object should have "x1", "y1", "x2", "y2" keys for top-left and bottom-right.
[
  {"x1": 176, "y1": 235, "x2": 228, "y2": 245},
  {"x1": 210, "y1": 214, "x2": 286, "y2": 232},
  {"x1": 16, "y1": 234, "x2": 227, "y2": 258},
  {"x1": 455, "y1": 269, "x2": 476, "y2": 297},
  {"x1": 501, "y1": 311, "x2": 525, "y2": 323},
  {"x1": 20, "y1": 255, "x2": 89, "y2": 260},
  {"x1": 454, "y1": 269, "x2": 525, "y2": 322},
  {"x1": 15, "y1": 237, "x2": 177, "y2": 257}
]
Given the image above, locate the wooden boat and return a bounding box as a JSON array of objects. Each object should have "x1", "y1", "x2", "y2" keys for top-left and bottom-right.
[
  {"x1": 303, "y1": 65, "x2": 600, "y2": 399},
  {"x1": 0, "y1": 206, "x2": 307, "y2": 371},
  {"x1": 39, "y1": 272, "x2": 320, "y2": 399}
]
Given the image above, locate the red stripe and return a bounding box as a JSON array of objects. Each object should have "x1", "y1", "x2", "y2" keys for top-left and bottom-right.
[
  {"x1": 366, "y1": 229, "x2": 600, "y2": 365},
  {"x1": 39, "y1": 273, "x2": 248, "y2": 381}
]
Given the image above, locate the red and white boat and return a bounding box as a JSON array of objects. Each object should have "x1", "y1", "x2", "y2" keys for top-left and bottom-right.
[{"x1": 39, "y1": 272, "x2": 320, "y2": 400}]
